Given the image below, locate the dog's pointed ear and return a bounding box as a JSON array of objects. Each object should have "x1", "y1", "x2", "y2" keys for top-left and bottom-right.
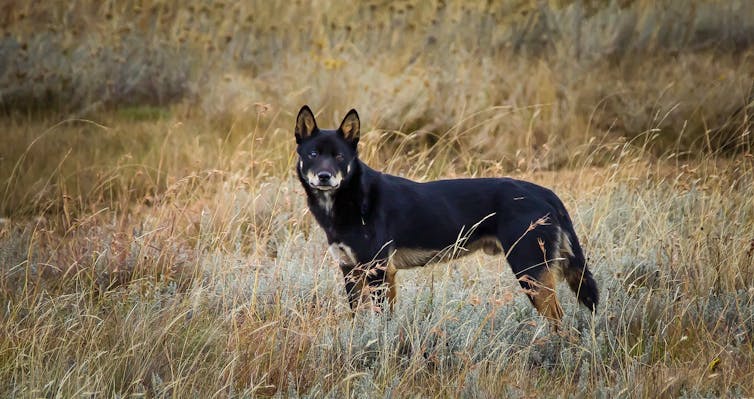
[
  {"x1": 338, "y1": 109, "x2": 360, "y2": 146},
  {"x1": 295, "y1": 105, "x2": 318, "y2": 143}
]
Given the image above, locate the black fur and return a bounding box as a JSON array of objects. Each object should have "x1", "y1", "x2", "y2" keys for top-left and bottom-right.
[{"x1": 295, "y1": 105, "x2": 598, "y2": 316}]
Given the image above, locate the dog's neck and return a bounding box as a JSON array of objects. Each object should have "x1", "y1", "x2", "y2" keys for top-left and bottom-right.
[{"x1": 302, "y1": 160, "x2": 371, "y2": 235}]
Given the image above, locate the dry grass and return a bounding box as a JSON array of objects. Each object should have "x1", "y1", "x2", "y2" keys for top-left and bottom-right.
[
  {"x1": 2, "y1": 0, "x2": 754, "y2": 397},
  {"x1": 2, "y1": 145, "x2": 753, "y2": 397}
]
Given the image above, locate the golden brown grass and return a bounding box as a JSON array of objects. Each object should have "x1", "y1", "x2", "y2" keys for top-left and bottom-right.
[
  {"x1": 2, "y1": 0, "x2": 754, "y2": 397},
  {"x1": 2, "y1": 113, "x2": 753, "y2": 397}
]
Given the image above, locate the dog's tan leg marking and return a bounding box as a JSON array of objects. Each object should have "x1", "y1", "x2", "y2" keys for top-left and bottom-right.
[
  {"x1": 532, "y1": 268, "x2": 564, "y2": 328},
  {"x1": 385, "y1": 262, "x2": 398, "y2": 312}
]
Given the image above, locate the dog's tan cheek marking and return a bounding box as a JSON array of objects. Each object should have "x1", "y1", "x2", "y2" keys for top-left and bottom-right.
[
  {"x1": 331, "y1": 173, "x2": 343, "y2": 186},
  {"x1": 306, "y1": 171, "x2": 318, "y2": 186}
]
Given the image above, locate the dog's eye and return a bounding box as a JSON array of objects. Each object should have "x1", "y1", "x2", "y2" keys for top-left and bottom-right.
[
  {"x1": 335, "y1": 153, "x2": 344, "y2": 162},
  {"x1": 308, "y1": 150, "x2": 318, "y2": 159}
]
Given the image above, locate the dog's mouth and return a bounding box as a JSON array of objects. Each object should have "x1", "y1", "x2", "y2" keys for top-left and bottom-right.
[
  {"x1": 309, "y1": 182, "x2": 339, "y2": 191},
  {"x1": 306, "y1": 172, "x2": 342, "y2": 191}
]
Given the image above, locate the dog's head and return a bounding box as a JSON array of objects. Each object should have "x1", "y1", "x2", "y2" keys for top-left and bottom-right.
[{"x1": 295, "y1": 105, "x2": 360, "y2": 192}]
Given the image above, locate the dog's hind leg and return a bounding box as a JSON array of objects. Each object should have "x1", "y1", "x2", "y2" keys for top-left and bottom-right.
[
  {"x1": 528, "y1": 267, "x2": 564, "y2": 324},
  {"x1": 501, "y1": 230, "x2": 564, "y2": 327}
]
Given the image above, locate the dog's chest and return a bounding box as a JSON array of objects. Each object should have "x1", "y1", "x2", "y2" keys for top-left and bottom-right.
[
  {"x1": 324, "y1": 225, "x2": 373, "y2": 266},
  {"x1": 328, "y1": 242, "x2": 359, "y2": 265},
  {"x1": 309, "y1": 192, "x2": 335, "y2": 217}
]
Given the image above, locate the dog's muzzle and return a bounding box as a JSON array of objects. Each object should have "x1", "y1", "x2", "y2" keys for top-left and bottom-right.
[{"x1": 307, "y1": 171, "x2": 341, "y2": 190}]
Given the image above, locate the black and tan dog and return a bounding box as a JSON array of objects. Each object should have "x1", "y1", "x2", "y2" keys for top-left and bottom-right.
[{"x1": 294, "y1": 105, "x2": 598, "y2": 324}]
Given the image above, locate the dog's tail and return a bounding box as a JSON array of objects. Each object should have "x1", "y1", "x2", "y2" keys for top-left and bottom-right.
[{"x1": 556, "y1": 208, "x2": 599, "y2": 312}]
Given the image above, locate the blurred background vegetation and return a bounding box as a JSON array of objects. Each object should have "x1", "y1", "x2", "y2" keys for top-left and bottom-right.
[
  {"x1": 2, "y1": 2, "x2": 754, "y2": 396},
  {"x1": 1, "y1": 0, "x2": 753, "y2": 216}
]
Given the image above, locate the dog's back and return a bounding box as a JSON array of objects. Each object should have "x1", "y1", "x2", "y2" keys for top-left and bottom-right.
[{"x1": 372, "y1": 172, "x2": 599, "y2": 313}]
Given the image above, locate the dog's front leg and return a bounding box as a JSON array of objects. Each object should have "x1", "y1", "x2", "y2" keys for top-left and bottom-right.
[
  {"x1": 340, "y1": 263, "x2": 367, "y2": 312},
  {"x1": 365, "y1": 262, "x2": 392, "y2": 313},
  {"x1": 341, "y1": 262, "x2": 394, "y2": 313}
]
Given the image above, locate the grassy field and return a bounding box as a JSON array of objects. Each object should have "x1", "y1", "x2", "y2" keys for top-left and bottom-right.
[{"x1": 2, "y1": 1, "x2": 754, "y2": 397}]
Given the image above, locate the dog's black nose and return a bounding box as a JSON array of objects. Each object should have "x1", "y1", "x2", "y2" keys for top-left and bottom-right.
[{"x1": 317, "y1": 171, "x2": 332, "y2": 182}]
